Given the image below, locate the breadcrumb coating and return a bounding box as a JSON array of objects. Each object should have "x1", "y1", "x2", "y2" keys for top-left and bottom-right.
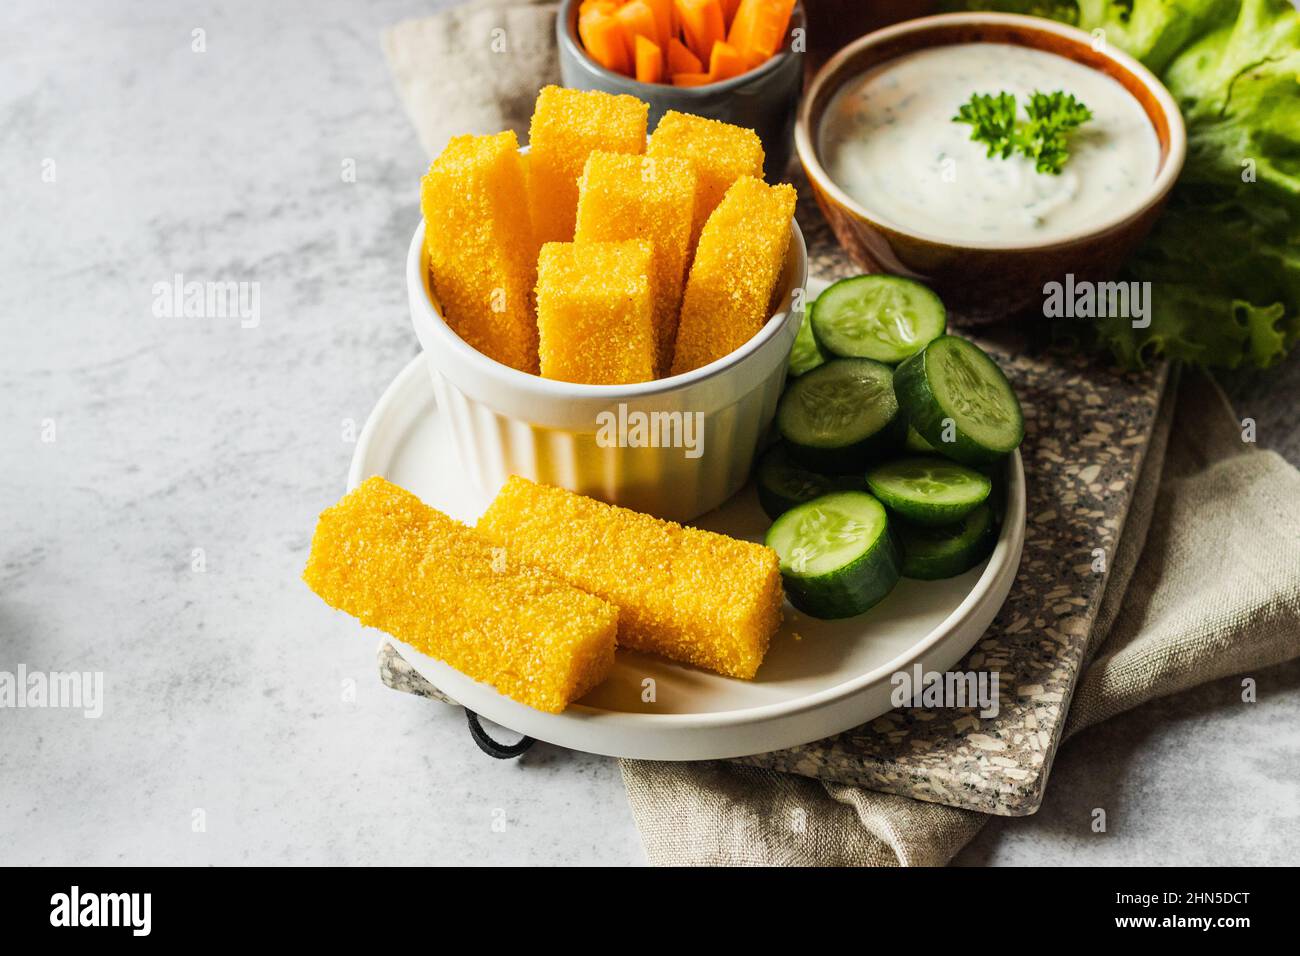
[
  {"x1": 527, "y1": 86, "x2": 648, "y2": 247},
  {"x1": 303, "y1": 477, "x2": 619, "y2": 713},
  {"x1": 670, "y1": 176, "x2": 796, "y2": 375},
  {"x1": 421, "y1": 131, "x2": 539, "y2": 374},
  {"x1": 646, "y1": 110, "x2": 765, "y2": 245},
  {"x1": 535, "y1": 240, "x2": 657, "y2": 385},
  {"x1": 575, "y1": 151, "x2": 697, "y2": 374},
  {"x1": 478, "y1": 476, "x2": 784, "y2": 680}
]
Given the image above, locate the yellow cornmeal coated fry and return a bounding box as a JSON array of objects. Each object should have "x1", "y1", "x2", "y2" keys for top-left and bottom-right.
[
  {"x1": 575, "y1": 151, "x2": 697, "y2": 375},
  {"x1": 477, "y1": 477, "x2": 784, "y2": 680},
  {"x1": 535, "y1": 240, "x2": 656, "y2": 385},
  {"x1": 528, "y1": 86, "x2": 649, "y2": 246},
  {"x1": 420, "y1": 131, "x2": 539, "y2": 373},
  {"x1": 670, "y1": 177, "x2": 797, "y2": 375},
  {"x1": 646, "y1": 110, "x2": 765, "y2": 245},
  {"x1": 303, "y1": 476, "x2": 619, "y2": 714}
]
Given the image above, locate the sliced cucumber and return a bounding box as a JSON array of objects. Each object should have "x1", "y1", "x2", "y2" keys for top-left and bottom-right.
[
  {"x1": 777, "y1": 358, "x2": 902, "y2": 474},
  {"x1": 755, "y1": 444, "x2": 861, "y2": 519},
  {"x1": 765, "y1": 491, "x2": 900, "y2": 618},
  {"x1": 810, "y1": 275, "x2": 946, "y2": 364},
  {"x1": 978, "y1": 459, "x2": 1009, "y2": 526},
  {"x1": 866, "y1": 456, "x2": 992, "y2": 526},
  {"x1": 788, "y1": 307, "x2": 827, "y2": 377},
  {"x1": 893, "y1": 336, "x2": 1024, "y2": 465},
  {"x1": 904, "y1": 424, "x2": 935, "y2": 453},
  {"x1": 897, "y1": 504, "x2": 996, "y2": 580}
]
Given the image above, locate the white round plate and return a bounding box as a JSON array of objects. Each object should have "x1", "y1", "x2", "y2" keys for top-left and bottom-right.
[{"x1": 349, "y1": 285, "x2": 1025, "y2": 760}]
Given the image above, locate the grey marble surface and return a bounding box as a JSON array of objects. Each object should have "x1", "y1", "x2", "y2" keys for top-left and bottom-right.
[{"x1": 1, "y1": 0, "x2": 1296, "y2": 866}]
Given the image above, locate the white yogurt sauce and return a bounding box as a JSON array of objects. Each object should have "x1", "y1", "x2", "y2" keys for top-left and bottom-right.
[{"x1": 818, "y1": 43, "x2": 1161, "y2": 244}]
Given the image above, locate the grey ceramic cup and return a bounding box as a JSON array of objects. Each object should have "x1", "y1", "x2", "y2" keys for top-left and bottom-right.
[{"x1": 556, "y1": 0, "x2": 805, "y2": 180}]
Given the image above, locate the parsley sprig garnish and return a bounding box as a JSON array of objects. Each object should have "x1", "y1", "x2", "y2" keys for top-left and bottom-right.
[{"x1": 953, "y1": 90, "x2": 1093, "y2": 175}]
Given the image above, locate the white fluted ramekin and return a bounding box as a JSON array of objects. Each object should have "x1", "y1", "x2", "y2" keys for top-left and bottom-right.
[{"x1": 407, "y1": 218, "x2": 808, "y2": 522}]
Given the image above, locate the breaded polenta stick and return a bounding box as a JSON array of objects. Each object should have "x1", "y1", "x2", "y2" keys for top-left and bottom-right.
[
  {"x1": 421, "y1": 131, "x2": 539, "y2": 373},
  {"x1": 535, "y1": 240, "x2": 657, "y2": 385},
  {"x1": 478, "y1": 477, "x2": 784, "y2": 680},
  {"x1": 646, "y1": 110, "x2": 765, "y2": 245},
  {"x1": 304, "y1": 477, "x2": 619, "y2": 713},
  {"x1": 527, "y1": 86, "x2": 648, "y2": 246},
  {"x1": 670, "y1": 176, "x2": 797, "y2": 375}
]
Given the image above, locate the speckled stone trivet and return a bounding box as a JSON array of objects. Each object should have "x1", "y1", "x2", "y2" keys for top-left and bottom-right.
[
  {"x1": 378, "y1": 176, "x2": 1169, "y2": 818},
  {"x1": 719, "y1": 187, "x2": 1170, "y2": 815}
]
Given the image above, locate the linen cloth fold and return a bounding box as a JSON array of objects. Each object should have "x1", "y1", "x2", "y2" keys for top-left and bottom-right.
[
  {"x1": 382, "y1": 2, "x2": 1300, "y2": 866},
  {"x1": 618, "y1": 370, "x2": 1300, "y2": 865},
  {"x1": 383, "y1": 1, "x2": 558, "y2": 158}
]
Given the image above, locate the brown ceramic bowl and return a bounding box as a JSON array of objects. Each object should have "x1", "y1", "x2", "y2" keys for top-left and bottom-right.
[{"x1": 795, "y1": 12, "x2": 1186, "y2": 323}]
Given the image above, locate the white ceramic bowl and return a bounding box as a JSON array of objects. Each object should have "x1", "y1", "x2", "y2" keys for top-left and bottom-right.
[{"x1": 406, "y1": 217, "x2": 809, "y2": 522}]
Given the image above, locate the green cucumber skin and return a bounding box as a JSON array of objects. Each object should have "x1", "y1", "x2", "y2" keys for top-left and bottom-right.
[
  {"x1": 868, "y1": 484, "x2": 988, "y2": 527},
  {"x1": 898, "y1": 507, "x2": 996, "y2": 580},
  {"x1": 778, "y1": 528, "x2": 902, "y2": 619},
  {"x1": 788, "y1": 308, "x2": 827, "y2": 377},
  {"x1": 865, "y1": 459, "x2": 992, "y2": 527},
  {"x1": 758, "y1": 481, "x2": 864, "y2": 521},
  {"x1": 810, "y1": 276, "x2": 947, "y2": 364},
  {"x1": 784, "y1": 415, "x2": 905, "y2": 475},
  {"x1": 978, "y1": 459, "x2": 1009, "y2": 526},
  {"x1": 903, "y1": 424, "x2": 935, "y2": 453},
  {"x1": 778, "y1": 358, "x2": 904, "y2": 474},
  {"x1": 755, "y1": 445, "x2": 862, "y2": 519},
  {"x1": 894, "y1": 344, "x2": 1017, "y2": 466}
]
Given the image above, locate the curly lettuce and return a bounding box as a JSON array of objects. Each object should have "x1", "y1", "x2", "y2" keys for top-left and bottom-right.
[{"x1": 942, "y1": 0, "x2": 1300, "y2": 369}]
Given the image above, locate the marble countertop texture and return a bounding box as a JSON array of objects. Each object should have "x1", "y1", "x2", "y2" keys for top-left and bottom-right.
[{"x1": 2, "y1": 0, "x2": 1297, "y2": 866}]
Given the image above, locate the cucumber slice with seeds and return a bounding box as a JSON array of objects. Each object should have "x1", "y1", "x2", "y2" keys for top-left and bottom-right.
[
  {"x1": 810, "y1": 275, "x2": 946, "y2": 364},
  {"x1": 777, "y1": 358, "x2": 903, "y2": 474},
  {"x1": 755, "y1": 444, "x2": 862, "y2": 519},
  {"x1": 893, "y1": 336, "x2": 1024, "y2": 465},
  {"x1": 866, "y1": 456, "x2": 992, "y2": 526},
  {"x1": 897, "y1": 504, "x2": 996, "y2": 580},
  {"x1": 765, "y1": 491, "x2": 901, "y2": 618},
  {"x1": 788, "y1": 307, "x2": 827, "y2": 377}
]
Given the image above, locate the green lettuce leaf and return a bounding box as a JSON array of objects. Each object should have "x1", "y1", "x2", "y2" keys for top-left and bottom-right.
[
  {"x1": 941, "y1": 1, "x2": 1239, "y2": 71},
  {"x1": 942, "y1": 0, "x2": 1300, "y2": 369}
]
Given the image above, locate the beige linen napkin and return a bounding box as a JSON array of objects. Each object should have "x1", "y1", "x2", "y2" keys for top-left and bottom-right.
[
  {"x1": 384, "y1": 3, "x2": 1300, "y2": 866},
  {"x1": 384, "y1": 1, "x2": 558, "y2": 158},
  {"x1": 619, "y1": 370, "x2": 1300, "y2": 865}
]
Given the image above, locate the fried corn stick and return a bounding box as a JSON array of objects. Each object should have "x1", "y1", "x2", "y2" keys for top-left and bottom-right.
[
  {"x1": 646, "y1": 110, "x2": 765, "y2": 245},
  {"x1": 420, "y1": 131, "x2": 539, "y2": 373},
  {"x1": 303, "y1": 476, "x2": 619, "y2": 713},
  {"x1": 478, "y1": 476, "x2": 784, "y2": 679},
  {"x1": 670, "y1": 176, "x2": 796, "y2": 374}
]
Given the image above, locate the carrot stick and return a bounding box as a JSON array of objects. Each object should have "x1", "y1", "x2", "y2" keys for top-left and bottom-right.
[
  {"x1": 708, "y1": 39, "x2": 745, "y2": 81},
  {"x1": 579, "y1": 9, "x2": 630, "y2": 74},
  {"x1": 727, "y1": 0, "x2": 794, "y2": 59},
  {"x1": 671, "y1": 71, "x2": 715, "y2": 87},
  {"x1": 666, "y1": 36, "x2": 703, "y2": 75},
  {"x1": 616, "y1": 0, "x2": 661, "y2": 64},
  {"x1": 635, "y1": 34, "x2": 664, "y2": 83},
  {"x1": 674, "y1": 0, "x2": 725, "y2": 64},
  {"x1": 642, "y1": 0, "x2": 673, "y2": 48}
]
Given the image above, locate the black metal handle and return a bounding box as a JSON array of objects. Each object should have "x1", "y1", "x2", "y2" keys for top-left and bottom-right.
[{"x1": 465, "y1": 709, "x2": 536, "y2": 759}]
